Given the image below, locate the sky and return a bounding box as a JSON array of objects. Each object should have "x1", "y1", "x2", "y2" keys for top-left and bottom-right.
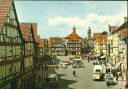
[{"x1": 14, "y1": 1, "x2": 127, "y2": 39}]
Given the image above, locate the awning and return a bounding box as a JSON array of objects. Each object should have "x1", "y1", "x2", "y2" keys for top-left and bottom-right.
[
  {"x1": 99, "y1": 55, "x2": 106, "y2": 59},
  {"x1": 48, "y1": 74, "x2": 57, "y2": 78},
  {"x1": 72, "y1": 58, "x2": 81, "y2": 61}
]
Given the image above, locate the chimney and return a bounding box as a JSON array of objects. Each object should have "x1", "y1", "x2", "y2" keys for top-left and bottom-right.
[
  {"x1": 73, "y1": 27, "x2": 76, "y2": 33},
  {"x1": 124, "y1": 17, "x2": 128, "y2": 22}
]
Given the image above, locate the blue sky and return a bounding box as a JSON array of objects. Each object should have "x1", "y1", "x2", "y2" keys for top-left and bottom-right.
[{"x1": 14, "y1": 1, "x2": 127, "y2": 38}]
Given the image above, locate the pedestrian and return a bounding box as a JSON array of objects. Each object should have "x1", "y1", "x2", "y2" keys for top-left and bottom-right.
[
  {"x1": 88, "y1": 57, "x2": 90, "y2": 63},
  {"x1": 125, "y1": 82, "x2": 128, "y2": 89},
  {"x1": 108, "y1": 68, "x2": 110, "y2": 73},
  {"x1": 116, "y1": 72, "x2": 119, "y2": 85},
  {"x1": 73, "y1": 70, "x2": 76, "y2": 77},
  {"x1": 112, "y1": 69, "x2": 115, "y2": 78}
]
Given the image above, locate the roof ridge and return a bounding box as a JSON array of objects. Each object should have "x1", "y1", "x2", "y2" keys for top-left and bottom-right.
[{"x1": 0, "y1": 0, "x2": 12, "y2": 31}]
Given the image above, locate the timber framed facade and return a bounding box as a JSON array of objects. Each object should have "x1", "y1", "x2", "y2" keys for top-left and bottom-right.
[
  {"x1": 0, "y1": 0, "x2": 24, "y2": 89},
  {"x1": 20, "y1": 23, "x2": 37, "y2": 89},
  {"x1": 50, "y1": 42, "x2": 66, "y2": 56}
]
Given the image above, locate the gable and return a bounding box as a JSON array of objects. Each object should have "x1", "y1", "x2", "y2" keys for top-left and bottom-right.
[
  {"x1": 5, "y1": 4, "x2": 18, "y2": 26},
  {"x1": 20, "y1": 23, "x2": 34, "y2": 42},
  {"x1": 0, "y1": 0, "x2": 12, "y2": 32},
  {"x1": 0, "y1": 0, "x2": 22, "y2": 43}
]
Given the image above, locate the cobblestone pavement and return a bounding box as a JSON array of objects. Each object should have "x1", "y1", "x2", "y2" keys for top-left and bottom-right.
[
  {"x1": 55, "y1": 58, "x2": 116, "y2": 89},
  {"x1": 113, "y1": 77, "x2": 126, "y2": 89}
]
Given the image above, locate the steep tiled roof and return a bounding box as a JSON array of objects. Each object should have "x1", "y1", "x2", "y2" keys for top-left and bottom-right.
[
  {"x1": 20, "y1": 23, "x2": 37, "y2": 41},
  {"x1": 49, "y1": 37, "x2": 57, "y2": 45},
  {"x1": 116, "y1": 21, "x2": 128, "y2": 39},
  {"x1": 116, "y1": 21, "x2": 128, "y2": 32},
  {"x1": 120, "y1": 29, "x2": 127, "y2": 39},
  {"x1": 98, "y1": 36, "x2": 103, "y2": 45},
  {"x1": 66, "y1": 28, "x2": 82, "y2": 41},
  {"x1": 94, "y1": 33, "x2": 107, "y2": 45},
  {"x1": 109, "y1": 25, "x2": 119, "y2": 33},
  {"x1": 102, "y1": 35, "x2": 107, "y2": 44},
  {"x1": 0, "y1": 0, "x2": 12, "y2": 32},
  {"x1": 69, "y1": 32, "x2": 81, "y2": 41},
  {"x1": 37, "y1": 35, "x2": 40, "y2": 43},
  {"x1": 20, "y1": 23, "x2": 32, "y2": 41},
  {"x1": 93, "y1": 33, "x2": 101, "y2": 40},
  {"x1": 31, "y1": 23, "x2": 38, "y2": 41},
  {"x1": 39, "y1": 39, "x2": 44, "y2": 47}
]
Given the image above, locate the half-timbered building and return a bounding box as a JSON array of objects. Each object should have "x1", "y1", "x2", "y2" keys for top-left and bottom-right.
[
  {"x1": 65, "y1": 27, "x2": 82, "y2": 55},
  {"x1": 50, "y1": 42, "x2": 66, "y2": 56},
  {"x1": 20, "y1": 23, "x2": 36, "y2": 89},
  {"x1": 0, "y1": 0, "x2": 24, "y2": 89}
]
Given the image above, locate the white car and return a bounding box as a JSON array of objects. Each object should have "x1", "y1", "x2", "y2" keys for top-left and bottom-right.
[{"x1": 92, "y1": 65, "x2": 104, "y2": 80}]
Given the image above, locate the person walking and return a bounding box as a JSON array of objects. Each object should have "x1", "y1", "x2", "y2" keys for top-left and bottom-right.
[
  {"x1": 88, "y1": 56, "x2": 90, "y2": 63},
  {"x1": 125, "y1": 82, "x2": 128, "y2": 89},
  {"x1": 116, "y1": 72, "x2": 119, "y2": 85},
  {"x1": 73, "y1": 70, "x2": 76, "y2": 77}
]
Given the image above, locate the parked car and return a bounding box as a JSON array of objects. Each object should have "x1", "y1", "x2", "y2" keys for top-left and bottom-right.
[
  {"x1": 93, "y1": 61, "x2": 99, "y2": 65},
  {"x1": 105, "y1": 74, "x2": 116, "y2": 86}
]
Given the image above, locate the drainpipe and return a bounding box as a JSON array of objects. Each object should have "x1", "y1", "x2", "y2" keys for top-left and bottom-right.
[
  {"x1": 126, "y1": 1, "x2": 128, "y2": 82},
  {"x1": 126, "y1": 37, "x2": 128, "y2": 82},
  {"x1": 118, "y1": 32, "x2": 120, "y2": 67}
]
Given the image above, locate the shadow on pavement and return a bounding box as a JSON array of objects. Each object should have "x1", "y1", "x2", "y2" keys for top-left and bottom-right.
[
  {"x1": 55, "y1": 73, "x2": 77, "y2": 89},
  {"x1": 58, "y1": 78, "x2": 78, "y2": 89}
]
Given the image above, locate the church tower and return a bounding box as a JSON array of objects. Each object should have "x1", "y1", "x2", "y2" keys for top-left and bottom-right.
[{"x1": 88, "y1": 27, "x2": 92, "y2": 39}]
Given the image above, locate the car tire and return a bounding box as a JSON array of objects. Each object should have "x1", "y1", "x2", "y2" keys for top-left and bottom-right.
[{"x1": 107, "y1": 83, "x2": 109, "y2": 87}]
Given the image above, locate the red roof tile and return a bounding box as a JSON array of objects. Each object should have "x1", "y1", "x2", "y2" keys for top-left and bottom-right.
[
  {"x1": 98, "y1": 36, "x2": 103, "y2": 44},
  {"x1": 94, "y1": 33, "x2": 107, "y2": 45},
  {"x1": 39, "y1": 39, "x2": 44, "y2": 47},
  {"x1": 109, "y1": 25, "x2": 119, "y2": 33},
  {"x1": 49, "y1": 37, "x2": 56, "y2": 45},
  {"x1": 20, "y1": 23, "x2": 31, "y2": 41},
  {"x1": 0, "y1": 0, "x2": 12, "y2": 32},
  {"x1": 66, "y1": 27, "x2": 82, "y2": 41},
  {"x1": 102, "y1": 35, "x2": 107, "y2": 44},
  {"x1": 31, "y1": 23, "x2": 38, "y2": 41},
  {"x1": 93, "y1": 33, "x2": 101, "y2": 40},
  {"x1": 37, "y1": 35, "x2": 40, "y2": 43},
  {"x1": 120, "y1": 29, "x2": 127, "y2": 39},
  {"x1": 20, "y1": 23, "x2": 37, "y2": 41},
  {"x1": 116, "y1": 21, "x2": 128, "y2": 31}
]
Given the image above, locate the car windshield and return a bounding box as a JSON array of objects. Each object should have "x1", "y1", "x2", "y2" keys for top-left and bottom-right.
[
  {"x1": 108, "y1": 77, "x2": 113, "y2": 80},
  {"x1": 95, "y1": 69, "x2": 101, "y2": 72}
]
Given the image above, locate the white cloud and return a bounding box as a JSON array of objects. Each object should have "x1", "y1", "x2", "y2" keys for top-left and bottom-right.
[{"x1": 48, "y1": 3, "x2": 127, "y2": 34}]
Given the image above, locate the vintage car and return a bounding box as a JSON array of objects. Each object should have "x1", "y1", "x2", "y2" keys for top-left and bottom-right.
[
  {"x1": 105, "y1": 74, "x2": 116, "y2": 86},
  {"x1": 93, "y1": 61, "x2": 99, "y2": 65},
  {"x1": 92, "y1": 65, "x2": 104, "y2": 80}
]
